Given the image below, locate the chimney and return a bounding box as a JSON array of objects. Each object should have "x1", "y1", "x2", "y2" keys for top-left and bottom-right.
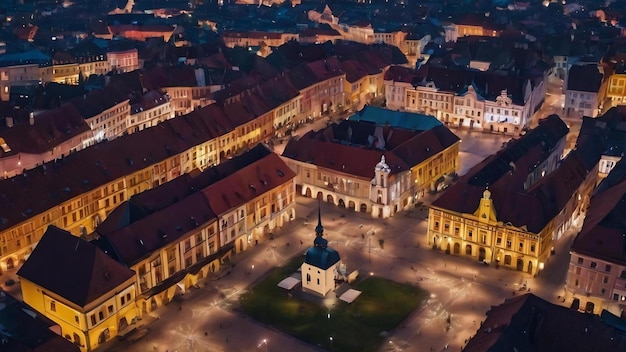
[
  {"x1": 5, "y1": 117, "x2": 13, "y2": 128},
  {"x1": 29, "y1": 112, "x2": 34, "y2": 126}
]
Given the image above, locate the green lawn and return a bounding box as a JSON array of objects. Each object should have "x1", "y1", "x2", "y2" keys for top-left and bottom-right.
[{"x1": 239, "y1": 258, "x2": 428, "y2": 352}]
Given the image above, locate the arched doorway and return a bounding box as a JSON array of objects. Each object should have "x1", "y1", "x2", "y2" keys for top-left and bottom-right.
[
  {"x1": 316, "y1": 192, "x2": 323, "y2": 200},
  {"x1": 465, "y1": 245, "x2": 472, "y2": 255},
  {"x1": 305, "y1": 188, "x2": 312, "y2": 198},
  {"x1": 338, "y1": 199, "x2": 345, "y2": 208},
  {"x1": 98, "y1": 328, "x2": 110, "y2": 343},
  {"x1": 6, "y1": 258, "x2": 14, "y2": 269},
  {"x1": 504, "y1": 255, "x2": 512, "y2": 265},
  {"x1": 150, "y1": 298, "x2": 158, "y2": 311},
  {"x1": 239, "y1": 238, "x2": 243, "y2": 252},
  {"x1": 445, "y1": 243, "x2": 451, "y2": 254},
  {"x1": 360, "y1": 204, "x2": 367, "y2": 212},
  {"x1": 73, "y1": 333, "x2": 81, "y2": 346},
  {"x1": 119, "y1": 317, "x2": 128, "y2": 331},
  {"x1": 478, "y1": 247, "x2": 486, "y2": 262},
  {"x1": 326, "y1": 194, "x2": 334, "y2": 204},
  {"x1": 348, "y1": 201, "x2": 356, "y2": 210},
  {"x1": 516, "y1": 259, "x2": 524, "y2": 271},
  {"x1": 527, "y1": 261, "x2": 533, "y2": 274},
  {"x1": 453, "y1": 243, "x2": 460, "y2": 254}
]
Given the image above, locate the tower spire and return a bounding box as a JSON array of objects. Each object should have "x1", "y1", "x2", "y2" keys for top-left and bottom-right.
[{"x1": 315, "y1": 199, "x2": 324, "y2": 236}]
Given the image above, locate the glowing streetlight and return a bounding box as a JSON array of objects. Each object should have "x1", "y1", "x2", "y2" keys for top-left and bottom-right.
[
  {"x1": 329, "y1": 336, "x2": 334, "y2": 351},
  {"x1": 259, "y1": 338, "x2": 268, "y2": 352}
]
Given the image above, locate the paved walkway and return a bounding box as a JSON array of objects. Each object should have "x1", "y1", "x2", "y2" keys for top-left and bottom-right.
[{"x1": 104, "y1": 194, "x2": 579, "y2": 352}]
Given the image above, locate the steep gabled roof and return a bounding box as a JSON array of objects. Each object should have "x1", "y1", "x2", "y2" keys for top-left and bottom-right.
[
  {"x1": 464, "y1": 294, "x2": 626, "y2": 352},
  {"x1": 17, "y1": 226, "x2": 134, "y2": 307},
  {"x1": 567, "y1": 64, "x2": 603, "y2": 92},
  {"x1": 0, "y1": 104, "x2": 90, "y2": 157},
  {"x1": 283, "y1": 113, "x2": 459, "y2": 179},
  {"x1": 571, "y1": 159, "x2": 626, "y2": 266},
  {"x1": 433, "y1": 115, "x2": 575, "y2": 233}
]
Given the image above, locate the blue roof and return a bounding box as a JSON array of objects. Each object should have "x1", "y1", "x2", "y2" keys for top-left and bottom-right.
[
  {"x1": 0, "y1": 50, "x2": 51, "y2": 67},
  {"x1": 304, "y1": 246, "x2": 340, "y2": 270},
  {"x1": 347, "y1": 105, "x2": 442, "y2": 131}
]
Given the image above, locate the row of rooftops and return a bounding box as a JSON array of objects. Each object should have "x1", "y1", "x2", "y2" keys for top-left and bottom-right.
[
  {"x1": 95, "y1": 144, "x2": 295, "y2": 267},
  {"x1": 0, "y1": 94, "x2": 287, "y2": 231},
  {"x1": 282, "y1": 108, "x2": 460, "y2": 179},
  {"x1": 570, "y1": 106, "x2": 626, "y2": 265},
  {"x1": 16, "y1": 144, "x2": 294, "y2": 308},
  {"x1": 385, "y1": 64, "x2": 534, "y2": 106},
  {"x1": 431, "y1": 114, "x2": 598, "y2": 233},
  {"x1": 463, "y1": 293, "x2": 626, "y2": 352},
  {"x1": 432, "y1": 106, "x2": 626, "y2": 237}
]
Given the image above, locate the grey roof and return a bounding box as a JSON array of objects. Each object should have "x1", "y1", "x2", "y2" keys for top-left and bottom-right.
[{"x1": 304, "y1": 246, "x2": 340, "y2": 270}]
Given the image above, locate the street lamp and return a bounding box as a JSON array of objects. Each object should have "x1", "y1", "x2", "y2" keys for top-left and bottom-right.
[
  {"x1": 260, "y1": 338, "x2": 268, "y2": 352},
  {"x1": 329, "y1": 336, "x2": 334, "y2": 351}
]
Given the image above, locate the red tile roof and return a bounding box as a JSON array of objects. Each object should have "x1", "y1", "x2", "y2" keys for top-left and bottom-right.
[
  {"x1": 201, "y1": 152, "x2": 295, "y2": 214},
  {"x1": 433, "y1": 115, "x2": 587, "y2": 233},
  {"x1": 384, "y1": 65, "x2": 424, "y2": 83},
  {"x1": 571, "y1": 166, "x2": 626, "y2": 266},
  {"x1": 306, "y1": 56, "x2": 345, "y2": 83},
  {"x1": 0, "y1": 104, "x2": 90, "y2": 157},
  {"x1": 97, "y1": 145, "x2": 294, "y2": 265},
  {"x1": 282, "y1": 120, "x2": 459, "y2": 179},
  {"x1": 341, "y1": 59, "x2": 370, "y2": 83},
  {"x1": 131, "y1": 90, "x2": 169, "y2": 114},
  {"x1": 0, "y1": 104, "x2": 238, "y2": 233},
  {"x1": 101, "y1": 192, "x2": 216, "y2": 266},
  {"x1": 464, "y1": 293, "x2": 626, "y2": 352},
  {"x1": 17, "y1": 226, "x2": 134, "y2": 307},
  {"x1": 143, "y1": 65, "x2": 199, "y2": 88}
]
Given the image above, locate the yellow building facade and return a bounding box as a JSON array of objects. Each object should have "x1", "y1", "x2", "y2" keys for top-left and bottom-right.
[
  {"x1": 18, "y1": 226, "x2": 138, "y2": 351},
  {"x1": 0, "y1": 102, "x2": 275, "y2": 274},
  {"x1": 96, "y1": 146, "x2": 296, "y2": 316}
]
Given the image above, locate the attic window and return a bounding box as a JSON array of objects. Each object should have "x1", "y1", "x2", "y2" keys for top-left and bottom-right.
[
  {"x1": 103, "y1": 272, "x2": 111, "y2": 280},
  {"x1": 260, "y1": 179, "x2": 267, "y2": 186},
  {"x1": 277, "y1": 169, "x2": 285, "y2": 177},
  {"x1": 249, "y1": 184, "x2": 257, "y2": 191},
  {"x1": 176, "y1": 226, "x2": 183, "y2": 232},
  {"x1": 138, "y1": 239, "x2": 145, "y2": 246},
  {"x1": 65, "y1": 186, "x2": 71, "y2": 193}
]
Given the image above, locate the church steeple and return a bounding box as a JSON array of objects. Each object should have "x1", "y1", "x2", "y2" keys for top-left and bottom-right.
[
  {"x1": 313, "y1": 200, "x2": 328, "y2": 248},
  {"x1": 315, "y1": 200, "x2": 324, "y2": 236}
]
